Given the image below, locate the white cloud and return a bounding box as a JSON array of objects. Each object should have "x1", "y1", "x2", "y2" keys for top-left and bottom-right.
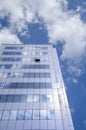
[
  {"x1": 0, "y1": 0, "x2": 86, "y2": 61},
  {"x1": 0, "y1": 28, "x2": 22, "y2": 44}
]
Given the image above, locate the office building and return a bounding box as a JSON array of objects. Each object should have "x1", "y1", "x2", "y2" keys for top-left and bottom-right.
[{"x1": 0, "y1": 44, "x2": 74, "y2": 130}]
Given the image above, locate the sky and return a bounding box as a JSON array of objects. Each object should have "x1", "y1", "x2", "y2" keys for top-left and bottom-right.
[{"x1": 0, "y1": 0, "x2": 86, "y2": 130}]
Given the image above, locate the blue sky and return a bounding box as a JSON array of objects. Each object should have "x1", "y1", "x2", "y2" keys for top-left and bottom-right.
[{"x1": 0, "y1": 0, "x2": 86, "y2": 130}]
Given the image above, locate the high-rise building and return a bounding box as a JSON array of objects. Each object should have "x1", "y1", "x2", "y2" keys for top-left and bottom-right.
[{"x1": 0, "y1": 44, "x2": 74, "y2": 130}]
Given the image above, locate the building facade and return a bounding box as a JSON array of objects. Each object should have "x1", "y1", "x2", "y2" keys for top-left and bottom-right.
[{"x1": 0, "y1": 44, "x2": 74, "y2": 130}]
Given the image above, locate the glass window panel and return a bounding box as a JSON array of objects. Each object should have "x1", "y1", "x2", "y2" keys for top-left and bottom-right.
[
  {"x1": 47, "y1": 95, "x2": 53, "y2": 102},
  {"x1": 2, "y1": 110, "x2": 10, "y2": 120},
  {"x1": 10, "y1": 83, "x2": 16, "y2": 88},
  {"x1": 40, "y1": 110, "x2": 47, "y2": 119},
  {"x1": 0, "y1": 95, "x2": 7, "y2": 102},
  {"x1": 0, "y1": 73, "x2": 3, "y2": 77},
  {"x1": 34, "y1": 95, "x2": 39, "y2": 102},
  {"x1": 4, "y1": 82, "x2": 10, "y2": 88},
  {"x1": 17, "y1": 110, "x2": 25, "y2": 120},
  {"x1": 16, "y1": 83, "x2": 23, "y2": 88},
  {"x1": 46, "y1": 83, "x2": 52, "y2": 88},
  {"x1": 13, "y1": 95, "x2": 21, "y2": 102},
  {"x1": 29, "y1": 73, "x2": 34, "y2": 78},
  {"x1": 33, "y1": 110, "x2": 39, "y2": 119},
  {"x1": 10, "y1": 110, "x2": 17, "y2": 120},
  {"x1": 34, "y1": 73, "x2": 39, "y2": 78},
  {"x1": 46, "y1": 73, "x2": 50, "y2": 78},
  {"x1": 25, "y1": 110, "x2": 32, "y2": 120},
  {"x1": 0, "y1": 82, "x2": 5, "y2": 88},
  {"x1": 28, "y1": 83, "x2": 33, "y2": 88},
  {"x1": 34, "y1": 83, "x2": 39, "y2": 88},
  {"x1": 40, "y1": 95, "x2": 47, "y2": 102},
  {"x1": 39, "y1": 72, "x2": 45, "y2": 77},
  {"x1": 27, "y1": 95, "x2": 33, "y2": 102},
  {"x1": 7, "y1": 95, "x2": 14, "y2": 102},
  {"x1": 47, "y1": 110, "x2": 55, "y2": 119},
  {"x1": 0, "y1": 111, "x2": 3, "y2": 119},
  {"x1": 20, "y1": 95, "x2": 27, "y2": 102},
  {"x1": 40, "y1": 83, "x2": 45, "y2": 88}
]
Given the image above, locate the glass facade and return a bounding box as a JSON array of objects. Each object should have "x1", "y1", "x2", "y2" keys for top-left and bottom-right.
[{"x1": 0, "y1": 44, "x2": 74, "y2": 130}]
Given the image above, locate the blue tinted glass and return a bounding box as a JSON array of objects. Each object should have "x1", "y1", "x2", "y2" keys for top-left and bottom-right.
[
  {"x1": 47, "y1": 110, "x2": 55, "y2": 119},
  {"x1": 0, "y1": 82, "x2": 5, "y2": 88},
  {"x1": 34, "y1": 95, "x2": 39, "y2": 102},
  {"x1": 1, "y1": 57, "x2": 22, "y2": 61},
  {"x1": 7, "y1": 95, "x2": 14, "y2": 102},
  {"x1": 27, "y1": 95, "x2": 33, "y2": 102},
  {"x1": 16, "y1": 83, "x2": 23, "y2": 88},
  {"x1": 2, "y1": 110, "x2": 10, "y2": 120},
  {"x1": 0, "y1": 95, "x2": 7, "y2": 102},
  {"x1": 46, "y1": 73, "x2": 50, "y2": 78},
  {"x1": 4, "y1": 82, "x2": 10, "y2": 88},
  {"x1": 29, "y1": 73, "x2": 34, "y2": 78},
  {"x1": 34, "y1": 83, "x2": 39, "y2": 88},
  {"x1": 17, "y1": 110, "x2": 25, "y2": 120},
  {"x1": 34, "y1": 73, "x2": 39, "y2": 78},
  {"x1": 40, "y1": 73, "x2": 45, "y2": 78},
  {"x1": 10, "y1": 110, "x2": 17, "y2": 120},
  {"x1": 47, "y1": 95, "x2": 53, "y2": 102},
  {"x1": 41, "y1": 47, "x2": 48, "y2": 50},
  {"x1": 40, "y1": 110, "x2": 47, "y2": 119},
  {"x1": 0, "y1": 111, "x2": 3, "y2": 119},
  {"x1": 40, "y1": 83, "x2": 45, "y2": 88},
  {"x1": 33, "y1": 110, "x2": 39, "y2": 119},
  {"x1": 40, "y1": 95, "x2": 47, "y2": 102},
  {"x1": 10, "y1": 83, "x2": 16, "y2": 88},
  {"x1": 46, "y1": 83, "x2": 52, "y2": 88},
  {"x1": 20, "y1": 95, "x2": 27, "y2": 102},
  {"x1": 5, "y1": 46, "x2": 18, "y2": 49},
  {"x1": 25, "y1": 110, "x2": 32, "y2": 120},
  {"x1": 13, "y1": 95, "x2": 21, "y2": 102},
  {"x1": 3, "y1": 51, "x2": 22, "y2": 55},
  {"x1": 28, "y1": 83, "x2": 33, "y2": 88}
]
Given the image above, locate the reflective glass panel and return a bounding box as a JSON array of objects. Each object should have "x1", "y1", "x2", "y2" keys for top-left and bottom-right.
[
  {"x1": 25, "y1": 110, "x2": 32, "y2": 120},
  {"x1": 47, "y1": 110, "x2": 55, "y2": 119},
  {"x1": 34, "y1": 95, "x2": 39, "y2": 102},
  {"x1": 27, "y1": 95, "x2": 33, "y2": 102},
  {"x1": 33, "y1": 110, "x2": 39, "y2": 119},
  {"x1": 10, "y1": 110, "x2": 17, "y2": 120},
  {"x1": 40, "y1": 110, "x2": 47, "y2": 119},
  {"x1": 40, "y1": 95, "x2": 47, "y2": 102},
  {"x1": 2, "y1": 110, "x2": 10, "y2": 120},
  {"x1": 17, "y1": 110, "x2": 25, "y2": 120},
  {"x1": 47, "y1": 95, "x2": 53, "y2": 102},
  {"x1": 0, "y1": 111, "x2": 3, "y2": 119}
]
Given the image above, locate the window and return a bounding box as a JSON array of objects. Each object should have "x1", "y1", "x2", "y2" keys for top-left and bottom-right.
[
  {"x1": 2, "y1": 110, "x2": 10, "y2": 120},
  {"x1": 34, "y1": 95, "x2": 39, "y2": 102},
  {"x1": 10, "y1": 110, "x2": 17, "y2": 120},
  {"x1": 33, "y1": 110, "x2": 39, "y2": 119},
  {"x1": 40, "y1": 95, "x2": 47, "y2": 102},
  {"x1": 47, "y1": 95, "x2": 53, "y2": 102},
  {"x1": 17, "y1": 110, "x2": 25, "y2": 120},
  {"x1": 0, "y1": 95, "x2": 7, "y2": 102},
  {"x1": 47, "y1": 110, "x2": 55, "y2": 119},
  {"x1": 40, "y1": 110, "x2": 47, "y2": 119},
  {"x1": 35, "y1": 59, "x2": 40, "y2": 62},
  {"x1": 20, "y1": 95, "x2": 27, "y2": 102},
  {"x1": 27, "y1": 95, "x2": 33, "y2": 102},
  {"x1": 25, "y1": 110, "x2": 32, "y2": 120},
  {"x1": 2, "y1": 51, "x2": 22, "y2": 55},
  {"x1": 0, "y1": 111, "x2": 3, "y2": 119},
  {"x1": 13, "y1": 95, "x2": 21, "y2": 102},
  {"x1": 7, "y1": 95, "x2": 14, "y2": 102}
]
